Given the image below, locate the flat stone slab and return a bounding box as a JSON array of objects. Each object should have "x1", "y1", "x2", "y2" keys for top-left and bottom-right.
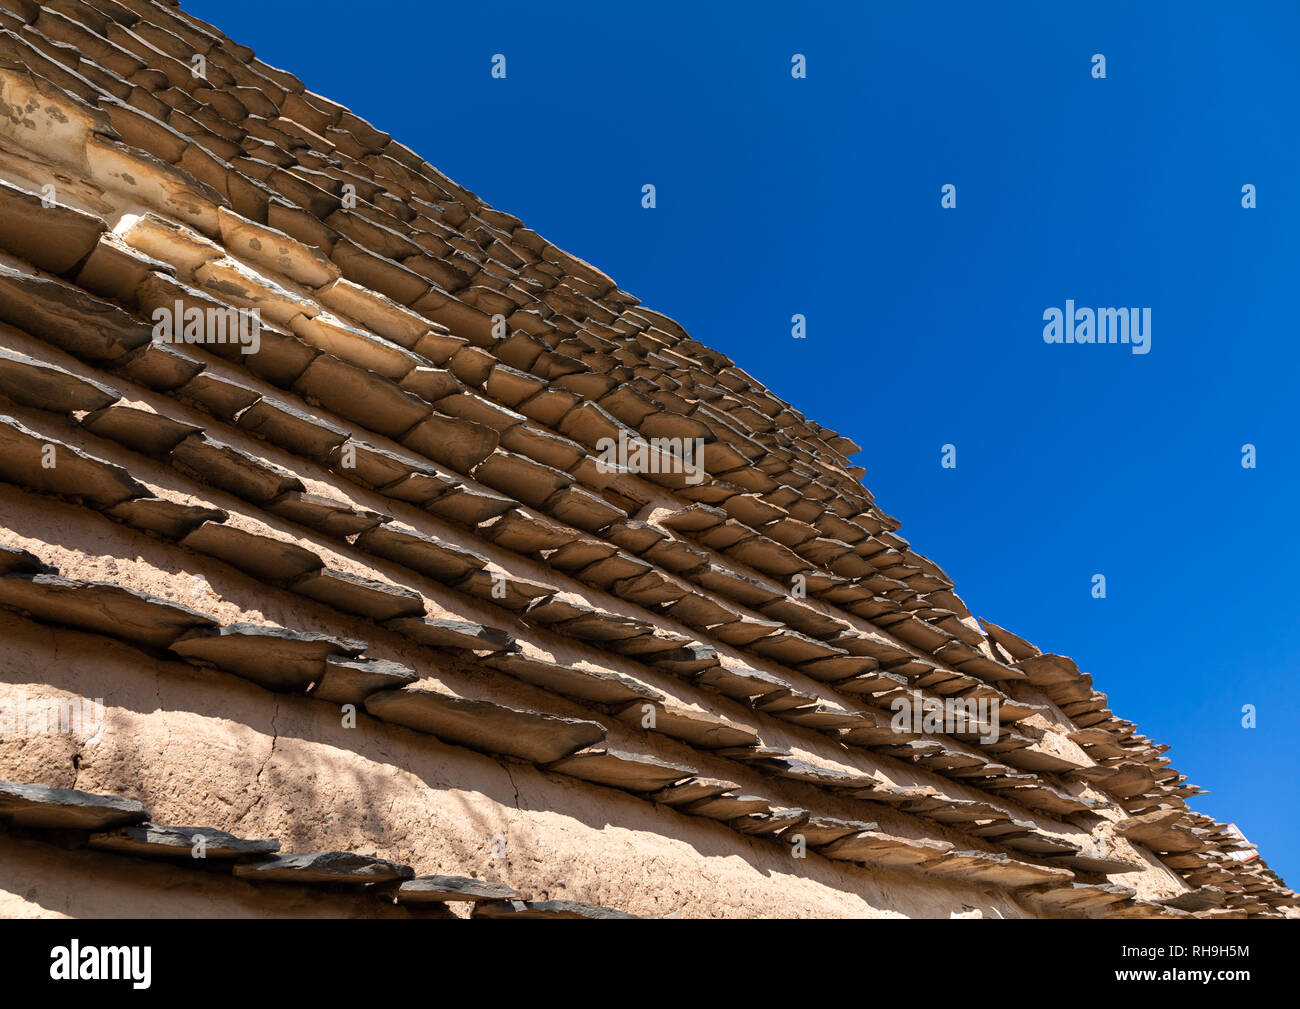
[
  {"x1": 1047, "y1": 851, "x2": 1145, "y2": 875},
  {"x1": 0, "y1": 346, "x2": 120, "y2": 413},
  {"x1": 397, "y1": 875, "x2": 521, "y2": 904},
  {"x1": 386, "y1": 615, "x2": 515, "y2": 652},
  {"x1": 171, "y1": 432, "x2": 302, "y2": 505},
  {"x1": 472, "y1": 899, "x2": 638, "y2": 919},
  {"x1": 487, "y1": 652, "x2": 657, "y2": 705},
  {"x1": 267, "y1": 491, "x2": 383, "y2": 538},
  {"x1": 793, "y1": 816, "x2": 878, "y2": 848},
  {"x1": 365, "y1": 687, "x2": 606, "y2": 764},
  {"x1": 355, "y1": 522, "x2": 488, "y2": 583},
  {"x1": 1021, "y1": 882, "x2": 1138, "y2": 914},
  {"x1": 0, "y1": 416, "x2": 147, "y2": 508},
  {"x1": 613, "y1": 699, "x2": 758, "y2": 750},
  {"x1": 820, "y1": 830, "x2": 955, "y2": 868},
  {"x1": 89, "y1": 824, "x2": 281, "y2": 860},
  {"x1": 0, "y1": 544, "x2": 53, "y2": 576},
  {"x1": 1161, "y1": 886, "x2": 1227, "y2": 912},
  {"x1": 0, "y1": 782, "x2": 148, "y2": 830},
  {"x1": 181, "y1": 522, "x2": 323, "y2": 582},
  {"x1": 81, "y1": 404, "x2": 198, "y2": 457},
  {"x1": 648, "y1": 777, "x2": 738, "y2": 808},
  {"x1": 232, "y1": 851, "x2": 414, "y2": 884},
  {"x1": 292, "y1": 567, "x2": 424, "y2": 620},
  {"x1": 311, "y1": 656, "x2": 418, "y2": 706},
  {"x1": 921, "y1": 849, "x2": 1076, "y2": 889},
  {"x1": 0, "y1": 180, "x2": 106, "y2": 274},
  {"x1": 170, "y1": 623, "x2": 366, "y2": 692},
  {"x1": 236, "y1": 396, "x2": 349, "y2": 463},
  {"x1": 680, "y1": 791, "x2": 774, "y2": 820},
  {"x1": 106, "y1": 498, "x2": 228, "y2": 540},
  {"x1": 0, "y1": 256, "x2": 151, "y2": 362},
  {"x1": 730, "y1": 807, "x2": 808, "y2": 837},
  {"x1": 1115, "y1": 809, "x2": 1207, "y2": 854},
  {"x1": 0, "y1": 574, "x2": 217, "y2": 649},
  {"x1": 545, "y1": 747, "x2": 695, "y2": 793}
]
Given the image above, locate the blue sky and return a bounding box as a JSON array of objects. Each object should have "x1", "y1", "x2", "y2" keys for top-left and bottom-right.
[{"x1": 189, "y1": 0, "x2": 1300, "y2": 882}]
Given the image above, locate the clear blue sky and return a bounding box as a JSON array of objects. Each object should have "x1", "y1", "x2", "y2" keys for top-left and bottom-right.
[{"x1": 188, "y1": 0, "x2": 1300, "y2": 883}]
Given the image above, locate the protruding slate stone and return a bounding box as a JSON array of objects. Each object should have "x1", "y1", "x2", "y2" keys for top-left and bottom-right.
[
  {"x1": 613, "y1": 699, "x2": 757, "y2": 750},
  {"x1": 1020, "y1": 882, "x2": 1138, "y2": 914},
  {"x1": 396, "y1": 875, "x2": 521, "y2": 903},
  {"x1": 0, "y1": 782, "x2": 148, "y2": 830},
  {"x1": 386, "y1": 615, "x2": 515, "y2": 652},
  {"x1": 90, "y1": 824, "x2": 281, "y2": 859},
  {"x1": 232, "y1": 851, "x2": 414, "y2": 884},
  {"x1": 0, "y1": 345, "x2": 120, "y2": 413},
  {"x1": 1047, "y1": 851, "x2": 1145, "y2": 875},
  {"x1": 181, "y1": 522, "x2": 323, "y2": 582},
  {"x1": 472, "y1": 899, "x2": 639, "y2": 919},
  {"x1": 292, "y1": 567, "x2": 425, "y2": 620},
  {"x1": 487, "y1": 652, "x2": 658, "y2": 705},
  {"x1": 170, "y1": 623, "x2": 366, "y2": 691},
  {"x1": 81, "y1": 404, "x2": 199, "y2": 457},
  {"x1": 649, "y1": 777, "x2": 738, "y2": 808},
  {"x1": 793, "y1": 816, "x2": 878, "y2": 848},
  {"x1": 106, "y1": 498, "x2": 228, "y2": 539},
  {"x1": 310, "y1": 656, "x2": 418, "y2": 706},
  {"x1": 1115, "y1": 809, "x2": 1207, "y2": 854},
  {"x1": 293, "y1": 354, "x2": 430, "y2": 439},
  {"x1": 545, "y1": 746, "x2": 694, "y2": 793},
  {"x1": 355, "y1": 522, "x2": 488, "y2": 583},
  {"x1": 171, "y1": 433, "x2": 303, "y2": 504},
  {"x1": 267, "y1": 491, "x2": 383, "y2": 537},
  {"x1": 0, "y1": 254, "x2": 151, "y2": 362},
  {"x1": 681, "y1": 791, "x2": 774, "y2": 820},
  {"x1": 921, "y1": 849, "x2": 1075, "y2": 888},
  {"x1": 0, "y1": 544, "x2": 53, "y2": 576},
  {"x1": 820, "y1": 830, "x2": 955, "y2": 868},
  {"x1": 730, "y1": 807, "x2": 808, "y2": 837},
  {"x1": 0, "y1": 180, "x2": 107, "y2": 274},
  {"x1": 0, "y1": 574, "x2": 217, "y2": 648},
  {"x1": 0, "y1": 417, "x2": 147, "y2": 508},
  {"x1": 1160, "y1": 886, "x2": 1227, "y2": 912},
  {"x1": 365, "y1": 687, "x2": 606, "y2": 764},
  {"x1": 236, "y1": 396, "x2": 350, "y2": 462}
]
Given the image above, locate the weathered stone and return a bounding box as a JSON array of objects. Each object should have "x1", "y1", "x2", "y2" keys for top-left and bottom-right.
[
  {"x1": 386, "y1": 615, "x2": 515, "y2": 652},
  {"x1": 0, "y1": 345, "x2": 120, "y2": 413},
  {"x1": 170, "y1": 623, "x2": 366, "y2": 691},
  {"x1": 310, "y1": 656, "x2": 418, "y2": 706},
  {"x1": 0, "y1": 782, "x2": 148, "y2": 830},
  {"x1": 396, "y1": 875, "x2": 521, "y2": 903},
  {"x1": 365, "y1": 688, "x2": 606, "y2": 764},
  {"x1": 0, "y1": 574, "x2": 216, "y2": 648},
  {"x1": 472, "y1": 899, "x2": 638, "y2": 919},
  {"x1": 355, "y1": 522, "x2": 487, "y2": 583},
  {"x1": 545, "y1": 746, "x2": 694, "y2": 793},
  {"x1": 181, "y1": 522, "x2": 323, "y2": 582},
  {"x1": 292, "y1": 568, "x2": 424, "y2": 620},
  {"x1": 0, "y1": 254, "x2": 152, "y2": 362},
  {"x1": 0, "y1": 416, "x2": 147, "y2": 508},
  {"x1": 90, "y1": 824, "x2": 280, "y2": 859},
  {"x1": 232, "y1": 851, "x2": 414, "y2": 884}
]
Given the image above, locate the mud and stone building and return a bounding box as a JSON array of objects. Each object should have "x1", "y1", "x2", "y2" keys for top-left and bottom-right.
[{"x1": 0, "y1": 0, "x2": 1292, "y2": 918}]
